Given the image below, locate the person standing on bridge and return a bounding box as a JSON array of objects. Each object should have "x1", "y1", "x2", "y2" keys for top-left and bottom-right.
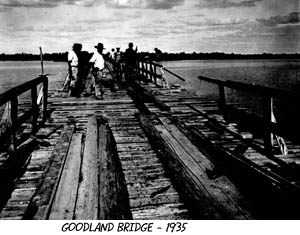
[
  {"x1": 85, "y1": 43, "x2": 106, "y2": 99},
  {"x1": 154, "y1": 48, "x2": 169, "y2": 88},
  {"x1": 124, "y1": 42, "x2": 138, "y2": 81},
  {"x1": 61, "y1": 43, "x2": 82, "y2": 94},
  {"x1": 114, "y1": 47, "x2": 122, "y2": 80}
]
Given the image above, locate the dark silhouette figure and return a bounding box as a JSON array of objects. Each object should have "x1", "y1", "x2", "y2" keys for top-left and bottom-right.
[
  {"x1": 154, "y1": 48, "x2": 163, "y2": 62},
  {"x1": 77, "y1": 50, "x2": 93, "y2": 93},
  {"x1": 124, "y1": 42, "x2": 138, "y2": 80}
]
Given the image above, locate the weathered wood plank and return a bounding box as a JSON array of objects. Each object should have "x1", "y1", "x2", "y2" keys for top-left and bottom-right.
[
  {"x1": 132, "y1": 203, "x2": 189, "y2": 220},
  {"x1": 98, "y1": 118, "x2": 132, "y2": 219},
  {"x1": 137, "y1": 113, "x2": 220, "y2": 219},
  {"x1": 158, "y1": 124, "x2": 252, "y2": 219},
  {"x1": 137, "y1": 113, "x2": 256, "y2": 219},
  {"x1": 23, "y1": 124, "x2": 75, "y2": 219},
  {"x1": 158, "y1": 117, "x2": 254, "y2": 219},
  {"x1": 75, "y1": 116, "x2": 98, "y2": 220},
  {"x1": 48, "y1": 133, "x2": 83, "y2": 220}
]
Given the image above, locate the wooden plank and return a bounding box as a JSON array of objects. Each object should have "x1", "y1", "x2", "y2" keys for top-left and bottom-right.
[
  {"x1": 189, "y1": 104, "x2": 290, "y2": 168},
  {"x1": 49, "y1": 99, "x2": 133, "y2": 104},
  {"x1": 158, "y1": 117, "x2": 254, "y2": 219},
  {"x1": 48, "y1": 133, "x2": 83, "y2": 220},
  {"x1": 126, "y1": 86, "x2": 151, "y2": 114},
  {"x1": 129, "y1": 192, "x2": 181, "y2": 209},
  {"x1": 132, "y1": 203, "x2": 189, "y2": 220},
  {"x1": 23, "y1": 124, "x2": 75, "y2": 219},
  {"x1": 98, "y1": 118, "x2": 132, "y2": 219},
  {"x1": 74, "y1": 116, "x2": 99, "y2": 220},
  {"x1": 157, "y1": 122, "x2": 252, "y2": 219},
  {"x1": 175, "y1": 117, "x2": 300, "y2": 218},
  {"x1": 129, "y1": 81, "x2": 170, "y2": 111},
  {"x1": 137, "y1": 113, "x2": 223, "y2": 219}
]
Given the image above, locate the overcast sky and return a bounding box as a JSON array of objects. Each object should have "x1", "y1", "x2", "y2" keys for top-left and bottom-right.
[{"x1": 0, "y1": 0, "x2": 299, "y2": 54}]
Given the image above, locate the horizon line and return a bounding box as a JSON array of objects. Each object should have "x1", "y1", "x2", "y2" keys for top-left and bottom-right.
[{"x1": 1, "y1": 51, "x2": 300, "y2": 55}]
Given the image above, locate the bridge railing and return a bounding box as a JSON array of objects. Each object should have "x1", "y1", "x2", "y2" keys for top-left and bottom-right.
[
  {"x1": 135, "y1": 60, "x2": 186, "y2": 85},
  {"x1": 0, "y1": 75, "x2": 48, "y2": 150},
  {"x1": 135, "y1": 60, "x2": 163, "y2": 85},
  {"x1": 198, "y1": 75, "x2": 298, "y2": 152}
]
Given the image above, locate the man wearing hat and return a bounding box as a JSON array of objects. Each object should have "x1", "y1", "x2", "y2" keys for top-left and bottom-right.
[{"x1": 86, "y1": 43, "x2": 106, "y2": 99}]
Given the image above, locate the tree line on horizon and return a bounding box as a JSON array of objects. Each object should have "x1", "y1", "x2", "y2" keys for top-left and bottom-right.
[
  {"x1": 0, "y1": 51, "x2": 299, "y2": 61},
  {"x1": 0, "y1": 52, "x2": 68, "y2": 61}
]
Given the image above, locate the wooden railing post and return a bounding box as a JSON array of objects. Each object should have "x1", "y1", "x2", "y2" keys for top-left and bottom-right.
[
  {"x1": 138, "y1": 62, "x2": 141, "y2": 75},
  {"x1": 218, "y1": 83, "x2": 227, "y2": 120},
  {"x1": 10, "y1": 97, "x2": 18, "y2": 151},
  {"x1": 154, "y1": 64, "x2": 157, "y2": 83},
  {"x1": 153, "y1": 64, "x2": 157, "y2": 85},
  {"x1": 150, "y1": 63, "x2": 154, "y2": 82},
  {"x1": 142, "y1": 62, "x2": 146, "y2": 77},
  {"x1": 263, "y1": 96, "x2": 273, "y2": 151},
  {"x1": 31, "y1": 86, "x2": 38, "y2": 133},
  {"x1": 138, "y1": 62, "x2": 142, "y2": 85},
  {"x1": 144, "y1": 62, "x2": 147, "y2": 80},
  {"x1": 42, "y1": 78, "x2": 48, "y2": 122},
  {"x1": 146, "y1": 63, "x2": 150, "y2": 80}
]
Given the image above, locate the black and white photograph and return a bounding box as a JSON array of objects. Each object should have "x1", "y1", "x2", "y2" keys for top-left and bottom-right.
[{"x1": 0, "y1": 0, "x2": 300, "y2": 232}]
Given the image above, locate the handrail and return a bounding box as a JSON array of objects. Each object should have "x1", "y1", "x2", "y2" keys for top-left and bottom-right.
[
  {"x1": 144, "y1": 60, "x2": 186, "y2": 81},
  {"x1": 0, "y1": 75, "x2": 47, "y2": 106},
  {"x1": 162, "y1": 67, "x2": 185, "y2": 82},
  {"x1": 136, "y1": 60, "x2": 186, "y2": 83},
  {"x1": 0, "y1": 75, "x2": 48, "y2": 150},
  {"x1": 198, "y1": 75, "x2": 296, "y2": 100},
  {"x1": 198, "y1": 75, "x2": 295, "y2": 153},
  {"x1": 136, "y1": 60, "x2": 162, "y2": 85}
]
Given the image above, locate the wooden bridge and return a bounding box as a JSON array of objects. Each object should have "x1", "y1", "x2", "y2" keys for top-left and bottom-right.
[{"x1": 0, "y1": 60, "x2": 300, "y2": 220}]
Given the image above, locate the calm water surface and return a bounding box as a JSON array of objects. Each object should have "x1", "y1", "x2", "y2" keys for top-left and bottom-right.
[
  {"x1": 0, "y1": 61, "x2": 66, "y2": 94},
  {"x1": 163, "y1": 59, "x2": 300, "y2": 96}
]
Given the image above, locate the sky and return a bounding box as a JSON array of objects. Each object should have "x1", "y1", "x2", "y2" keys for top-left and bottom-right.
[{"x1": 0, "y1": 0, "x2": 299, "y2": 54}]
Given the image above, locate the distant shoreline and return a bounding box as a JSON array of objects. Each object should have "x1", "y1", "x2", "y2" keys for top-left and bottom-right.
[{"x1": 0, "y1": 52, "x2": 299, "y2": 62}]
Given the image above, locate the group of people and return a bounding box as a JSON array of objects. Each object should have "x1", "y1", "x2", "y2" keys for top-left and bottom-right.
[
  {"x1": 62, "y1": 42, "x2": 116, "y2": 99},
  {"x1": 62, "y1": 42, "x2": 167, "y2": 99}
]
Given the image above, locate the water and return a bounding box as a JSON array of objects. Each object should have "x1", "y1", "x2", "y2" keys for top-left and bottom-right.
[
  {"x1": 163, "y1": 59, "x2": 300, "y2": 96},
  {"x1": 0, "y1": 61, "x2": 66, "y2": 94}
]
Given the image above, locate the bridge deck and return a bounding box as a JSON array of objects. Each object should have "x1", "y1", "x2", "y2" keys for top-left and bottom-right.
[
  {"x1": 1, "y1": 65, "x2": 300, "y2": 219},
  {"x1": 0, "y1": 69, "x2": 191, "y2": 219}
]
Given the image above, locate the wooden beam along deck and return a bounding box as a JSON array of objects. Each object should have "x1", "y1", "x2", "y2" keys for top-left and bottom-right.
[
  {"x1": 135, "y1": 75, "x2": 300, "y2": 218},
  {"x1": 1, "y1": 61, "x2": 300, "y2": 219}
]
